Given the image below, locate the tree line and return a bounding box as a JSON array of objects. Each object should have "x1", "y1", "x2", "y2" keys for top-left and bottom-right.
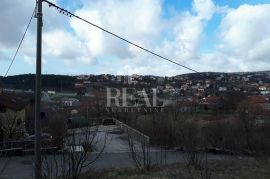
[{"x1": 0, "y1": 74, "x2": 76, "y2": 91}]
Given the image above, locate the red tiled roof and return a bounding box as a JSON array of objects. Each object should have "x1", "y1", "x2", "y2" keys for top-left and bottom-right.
[
  {"x1": 248, "y1": 96, "x2": 268, "y2": 104},
  {"x1": 204, "y1": 96, "x2": 220, "y2": 103}
]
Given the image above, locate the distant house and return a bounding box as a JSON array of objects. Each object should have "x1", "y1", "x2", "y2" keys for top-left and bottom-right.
[
  {"x1": 74, "y1": 82, "x2": 86, "y2": 88},
  {"x1": 181, "y1": 84, "x2": 189, "y2": 91},
  {"x1": 116, "y1": 75, "x2": 123, "y2": 82},
  {"x1": 242, "y1": 77, "x2": 249, "y2": 82},
  {"x1": 76, "y1": 75, "x2": 89, "y2": 80},
  {"x1": 205, "y1": 83, "x2": 211, "y2": 88},
  {"x1": 219, "y1": 87, "x2": 227, "y2": 92},
  {"x1": 186, "y1": 80, "x2": 192, "y2": 85},
  {"x1": 165, "y1": 84, "x2": 174, "y2": 89},
  {"x1": 157, "y1": 85, "x2": 164, "y2": 91},
  {"x1": 233, "y1": 87, "x2": 241, "y2": 91},
  {"x1": 74, "y1": 81, "x2": 86, "y2": 95},
  {"x1": 47, "y1": 91, "x2": 56, "y2": 95},
  {"x1": 131, "y1": 74, "x2": 140, "y2": 80},
  {"x1": 62, "y1": 98, "x2": 80, "y2": 107},
  {"x1": 205, "y1": 79, "x2": 211, "y2": 84},
  {"x1": 198, "y1": 88, "x2": 205, "y2": 92},
  {"x1": 0, "y1": 94, "x2": 28, "y2": 139},
  {"x1": 200, "y1": 96, "x2": 220, "y2": 110},
  {"x1": 248, "y1": 95, "x2": 268, "y2": 104},
  {"x1": 216, "y1": 76, "x2": 223, "y2": 81},
  {"x1": 177, "y1": 97, "x2": 198, "y2": 112},
  {"x1": 258, "y1": 86, "x2": 267, "y2": 91},
  {"x1": 248, "y1": 95, "x2": 269, "y2": 112},
  {"x1": 201, "y1": 96, "x2": 220, "y2": 104},
  {"x1": 250, "y1": 82, "x2": 258, "y2": 87},
  {"x1": 123, "y1": 76, "x2": 131, "y2": 85}
]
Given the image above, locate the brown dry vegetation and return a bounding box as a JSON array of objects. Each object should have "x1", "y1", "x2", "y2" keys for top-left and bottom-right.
[
  {"x1": 118, "y1": 110, "x2": 270, "y2": 156},
  {"x1": 82, "y1": 159, "x2": 270, "y2": 179}
]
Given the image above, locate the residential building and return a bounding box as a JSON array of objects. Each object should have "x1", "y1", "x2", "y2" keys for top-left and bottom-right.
[
  {"x1": 219, "y1": 87, "x2": 227, "y2": 92},
  {"x1": 62, "y1": 98, "x2": 80, "y2": 107}
]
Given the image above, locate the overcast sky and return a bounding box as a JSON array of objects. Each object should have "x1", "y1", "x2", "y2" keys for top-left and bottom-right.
[{"x1": 0, "y1": 0, "x2": 270, "y2": 76}]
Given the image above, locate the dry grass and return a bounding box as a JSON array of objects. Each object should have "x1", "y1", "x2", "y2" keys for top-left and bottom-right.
[{"x1": 81, "y1": 159, "x2": 270, "y2": 179}]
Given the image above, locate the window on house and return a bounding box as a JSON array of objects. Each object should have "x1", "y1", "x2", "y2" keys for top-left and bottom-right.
[{"x1": 0, "y1": 107, "x2": 6, "y2": 113}]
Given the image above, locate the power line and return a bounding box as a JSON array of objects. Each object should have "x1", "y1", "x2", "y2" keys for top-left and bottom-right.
[
  {"x1": 43, "y1": 0, "x2": 199, "y2": 73},
  {"x1": 3, "y1": 6, "x2": 36, "y2": 77}
]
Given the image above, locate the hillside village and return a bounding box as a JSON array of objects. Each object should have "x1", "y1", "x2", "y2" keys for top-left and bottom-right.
[
  {"x1": 73, "y1": 71, "x2": 270, "y2": 110},
  {"x1": 1, "y1": 71, "x2": 270, "y2": 112},
  {"x1": 1, "y1": 0, "x2": 270, "y2": 178},
  {"x1": 1, "y1": 71, "x2": 270, "y2": 158}
]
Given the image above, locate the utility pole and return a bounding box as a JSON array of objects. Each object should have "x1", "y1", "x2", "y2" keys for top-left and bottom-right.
[
  {"x1": 35, "y1": 0, "x2": 42, "y2": 178},
  {"x1": 0, "y1": 80, "x2": 3, "y2": 94},
  {"x1": 0, "y1": 75, "x2": 4, "y2": 94},
  {"x1": 87, "y1": 101, "x2": 89, "y2": 120}
]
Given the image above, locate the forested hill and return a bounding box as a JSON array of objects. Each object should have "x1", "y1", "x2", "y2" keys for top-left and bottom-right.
[
  {"x1": 0, "y1": 74, "x2": 76, "y2": 91},
  {"x1": 1, "y1": 71, "x2": 270, "y2": 92}
]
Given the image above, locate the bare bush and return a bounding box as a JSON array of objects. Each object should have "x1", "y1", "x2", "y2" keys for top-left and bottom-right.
[
  {"x1": 0, "y1": 142, "x2": 9, "y2": 176},
  {"x1": 236, "y1": 99, "x2": 263, "y2": 151},
  {"x1": 179, "y1": 121, "x2": 212, "y2": 179},
  {"x1": 42, "y1": 125, "x2": 108, "y2": 179},
  {"x1": 252, "y1": 124, "x2": 270, "y2": 164},
  {"x1": 46, "y1": 113, "x2": 67, "y2": 148},
  {"x1": 127, "y1": 129, "x2": 151, "y2": 171},
  {"x1": 0, "y1": 110, "x2": 24, "y2": 139},
  {"x1": 202, "y1": 120, "x2": 245, "y2": 153},
  {"x1": 179, "y1": 121, "x2": 201, "y2": 167}
]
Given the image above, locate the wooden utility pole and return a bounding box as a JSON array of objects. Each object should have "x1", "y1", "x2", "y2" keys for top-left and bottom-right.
[{"x1": 35, "y1": 0, "x2": 43, "y2": 178}]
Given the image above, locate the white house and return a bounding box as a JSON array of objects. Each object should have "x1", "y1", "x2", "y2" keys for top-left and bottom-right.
[
  {"x1": 219, "y1": 87, "x2": 227, "y2": 92},
  {"x1": 259, "y1": 86, "x2": 267, "y2": 91},
  {"x1": 62, "y1": 98, "x2": 80, "y2": 107}
]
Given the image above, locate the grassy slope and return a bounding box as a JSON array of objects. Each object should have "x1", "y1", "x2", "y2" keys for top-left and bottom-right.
[{"x1": 82, "y1": 159, "x2": 270, "y2": 179}]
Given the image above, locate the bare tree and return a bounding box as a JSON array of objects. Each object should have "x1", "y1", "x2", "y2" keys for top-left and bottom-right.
[
  {"x1": 80, "y1": 89, "x2": 107, "y2": 118},
  {"x1": 0, "y1": 139, "x2": 12, "y2": 177},
  {"x1": 46, "y1": 112, "x2": 67, "y2": 148},
  {"x1": 42, "y1": 125, "x2": 108, "y2": 179},
  {"x1": 0, "y1": 148, "x2": 7, "y2": 176},
  {"x1": 125, "y1": 124, "x2": 151, "y2": 170},
  {"x1": 236, "y1": 100, "x2": 260, "y2": 151},
  {"x1": 127, "y1": 128, "x2": 151, "y2": 171},
  {"x1": 0, "y1": 110, "x2": 23, "y2": 176},
  {"x1": 0, "y1": 110, "x2": 24, "y2": 139},
  {"x1": 180, "y1": 121, "x2": 212, "y2": 179}
]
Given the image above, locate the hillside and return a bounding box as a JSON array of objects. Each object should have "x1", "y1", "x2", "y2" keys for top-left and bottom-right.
[{"x1": 0, "y1": 74, "x2": 76, "y2": 91}]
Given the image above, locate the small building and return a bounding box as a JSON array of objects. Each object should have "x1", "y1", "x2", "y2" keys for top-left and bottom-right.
[
  {"x1": 62, "y1": 98, "x2": 80, "y2": 107},
  {"x1": 165, "y1": 84, "x2": 174, "y2": 89},
  {"x1": 200, "y1": 96, "x2": 220, "y2": 111},
  {"x1": 47, "y1": 91, "x2": 56, "y2": 95},
  {"x1": 218, "y1": 87, "x2": 227, "y2": 92},
  {"x1": 198, "y1": 88, "x2": 205, "y2": 92},
  {"x1": 258, "y1": 86, "x2": 267, "y2": 91}
]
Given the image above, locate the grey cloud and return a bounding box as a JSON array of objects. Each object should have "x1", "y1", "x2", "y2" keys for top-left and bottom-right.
[{"x1": 0, "y1": 0, "x2": 35, "y2": 48}]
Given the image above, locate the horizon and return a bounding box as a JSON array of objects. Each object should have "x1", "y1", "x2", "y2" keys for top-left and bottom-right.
[{"x1": 1, "y1": 69, "x2": 270, "y2": 78}]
